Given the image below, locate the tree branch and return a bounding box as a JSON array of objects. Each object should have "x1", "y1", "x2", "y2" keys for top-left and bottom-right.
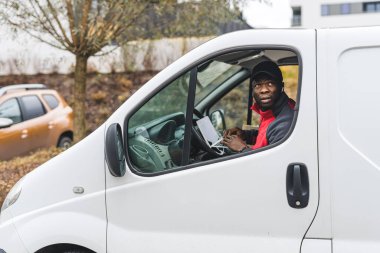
[
  {"x1": 87, "y1": 1, "x2": 151, "y2": 56},
  {"x1": 65, "y1": 0, "x2": 78, "y2": 48},
  {"x1": 29, "y1": 0, "x2": 71, "y2": 49},
  {"x1": 79, "y1": 0, "x2": 92, "y2": 47},
  {"x1": 45, "y1": 0, "x2": 74, "y2": 49},
  {"x1": 22, "y1": 28, "x2": 68, "y2": 51}
]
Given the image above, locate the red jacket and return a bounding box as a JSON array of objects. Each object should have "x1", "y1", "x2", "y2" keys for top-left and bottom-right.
[{"x1": 246, "y1": 94, "x2": 295, "y2": 150}]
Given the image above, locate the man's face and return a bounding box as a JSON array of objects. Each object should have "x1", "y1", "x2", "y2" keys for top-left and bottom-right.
[{"x1": 253, "y1": 75, "x2": 281, "y2": 110}]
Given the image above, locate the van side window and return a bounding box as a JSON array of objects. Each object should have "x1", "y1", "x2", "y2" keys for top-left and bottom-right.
[
  {"x1": 209, "y1": 65, "x2": 299, "y2": 131},
  {"x1": 127, "y1": 71, "x2": 191, "y2": 173},
  {"x1": 126, "y1": 49, "x2": 299, "y2": 175},
  {"x1": 20, "y1": 95, "x2": 46, "y2": 120},
  {"x1": 0, "y1": 98, "x2": 22, "y2": 124}
]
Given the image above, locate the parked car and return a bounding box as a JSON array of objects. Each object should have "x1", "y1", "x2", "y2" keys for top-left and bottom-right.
[
  {"x1": 0, "y1": 84, "x2": 73, "y2": 160},
  {"x1": 1, "y1": 26, "x2": 379, "y2": 253}
]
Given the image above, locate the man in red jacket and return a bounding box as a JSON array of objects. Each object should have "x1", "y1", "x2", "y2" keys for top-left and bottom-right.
[{"x1": 221, "y1": 61, "x2": 295, "y2": 152}]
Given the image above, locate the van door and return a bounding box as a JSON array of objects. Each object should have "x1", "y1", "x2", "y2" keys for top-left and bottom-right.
[
  {"x1": 318, "y1": 26, "x2": 380, "y2": 253},
  {"x1": 105, "y1": 29, "x2": 318, "y2": 253}
]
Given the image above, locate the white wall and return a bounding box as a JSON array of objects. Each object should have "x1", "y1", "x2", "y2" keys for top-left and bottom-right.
[
  {"x1": 0, "y1": 27, "x2": 124, "y2": 76},
  {"x1": 0, "y1": 26, "x2": 211, "y2": 76}
]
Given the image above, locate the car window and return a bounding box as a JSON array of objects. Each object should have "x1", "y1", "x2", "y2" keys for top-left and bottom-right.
[
  {"x1": 126, "y1": 49, "x2": 300, "y2": 176},
  {"x1": 20, "y1": 95, "x2": 46, "y2": 120},
  {"x1": 43, "y1": 94, "x2": 59, "y2": 109},
  {"x1": 0, "y1": 98, "x2": 22, "y2": 124},
  {"x1": 127, "y1": 71, "x2": 191, "y2": 173}
]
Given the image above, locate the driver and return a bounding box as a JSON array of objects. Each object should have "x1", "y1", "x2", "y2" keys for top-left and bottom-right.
[{"x1": 221, "y1": 60, "x2": 296, "y2": 152}]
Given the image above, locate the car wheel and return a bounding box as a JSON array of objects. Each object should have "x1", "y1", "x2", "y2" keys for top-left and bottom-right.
[{"x1": 58, "y1": 136, "x2": 72, "y2": 149}]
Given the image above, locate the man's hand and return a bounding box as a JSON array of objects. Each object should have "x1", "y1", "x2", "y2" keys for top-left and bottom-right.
[
  {"x1": 221, "y1": 135, "x2": 248, "y2": 152},
  {"x1": 223, "y1": 127, "x2": 245, "y2": 140}
]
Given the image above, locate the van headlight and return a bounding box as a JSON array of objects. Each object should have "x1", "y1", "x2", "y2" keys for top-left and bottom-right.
[{"x1": 1, "y1": 177, "x2": 24, "y2": 212}]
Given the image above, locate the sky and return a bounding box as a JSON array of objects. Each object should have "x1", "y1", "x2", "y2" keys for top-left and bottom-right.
[{"x1": 241, "y1": 0, "x2": 292, "y2": 28}]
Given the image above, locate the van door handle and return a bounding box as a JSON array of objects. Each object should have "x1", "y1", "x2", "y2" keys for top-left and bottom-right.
[{"x1": 286, "y1": 163, "x2": 309, "y2": 208}]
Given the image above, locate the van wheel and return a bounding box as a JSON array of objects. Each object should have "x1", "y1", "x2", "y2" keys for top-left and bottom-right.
[
  {"x1": 58, "y1": 136, "x2": 72, "y2": 149},
  {"x1": 62, "y1": 251, "x2": 88, "y2": 253}
]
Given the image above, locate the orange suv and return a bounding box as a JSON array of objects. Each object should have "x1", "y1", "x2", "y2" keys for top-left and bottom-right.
[{"x1": 0, "y1": 84, "x2": 73, "y2": 160}]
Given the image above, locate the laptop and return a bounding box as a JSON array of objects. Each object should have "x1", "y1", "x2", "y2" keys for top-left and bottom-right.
[{"x1": 196, "y1": 116, "x2": 225, "y2": 148}]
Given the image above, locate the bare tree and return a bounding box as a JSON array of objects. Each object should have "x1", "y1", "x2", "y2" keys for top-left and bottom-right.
[
  {"x1": 125, "y1": 0, "x2": 245, "y2": 40},
  {"x1": 0, "y1": 0, "x2": 152, "y2": 141},
  {"x1": 0, "y1": 0, "x2": 245, "y2": 142}
]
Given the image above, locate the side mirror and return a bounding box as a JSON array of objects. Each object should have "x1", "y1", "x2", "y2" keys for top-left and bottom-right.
[
  {"x1": 210, "y1": 109, "x2": 226, "y2": 132},
  {"x1": 105, "y1": 123, "x2": 126, "y2": 177},
  {"x1": 0, "y1": 118, "x2": 13, "y2": 129}
]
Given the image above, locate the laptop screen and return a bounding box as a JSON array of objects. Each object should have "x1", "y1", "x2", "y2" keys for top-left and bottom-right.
[{"x1": 196, "y1": 116, "x2": 222, "y2": 146}]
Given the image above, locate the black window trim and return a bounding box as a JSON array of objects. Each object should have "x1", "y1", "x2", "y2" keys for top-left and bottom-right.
[
  {"x1": 123, "y1": 45, "x2": 303, "y2": 177},
  {"x1": 181, "y1": 68, "x2": 198, "y2": 166}
]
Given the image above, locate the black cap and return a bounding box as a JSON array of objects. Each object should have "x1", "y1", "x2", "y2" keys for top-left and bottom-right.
[{"x1": 252, "y1": 61, "x2": 283, "y2": 86}]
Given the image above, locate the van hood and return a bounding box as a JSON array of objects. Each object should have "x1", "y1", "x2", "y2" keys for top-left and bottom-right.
[{"x1": 6, "y1": 124, "x2": 106, "y2": 219}]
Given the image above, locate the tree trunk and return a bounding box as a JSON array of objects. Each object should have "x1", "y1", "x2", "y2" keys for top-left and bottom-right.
[{"x1": 73, "y1": 55, "x2": 88, "y2": 142}]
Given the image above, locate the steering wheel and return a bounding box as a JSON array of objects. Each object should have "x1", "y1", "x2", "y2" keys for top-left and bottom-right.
[{"x1": 190, "y1": 109, "x2": 225, "y2": 157}]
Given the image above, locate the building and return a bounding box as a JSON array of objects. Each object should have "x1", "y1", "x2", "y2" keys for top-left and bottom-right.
[{"x1": 290, "y1": 0, "x2": 380, "y2": 28}]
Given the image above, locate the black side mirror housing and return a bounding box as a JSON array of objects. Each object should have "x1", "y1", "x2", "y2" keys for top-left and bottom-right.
[{"x1": 105, "y1": 123, "x2": 126, "y2": 177}]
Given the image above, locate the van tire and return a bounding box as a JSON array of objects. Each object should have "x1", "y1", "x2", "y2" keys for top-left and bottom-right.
[
  {"x1": 58, "y1": 136, "x2": 72, "y2": 149},
  {"x1": 62, "y1": 251, "x2": 88, "y2": 253}
]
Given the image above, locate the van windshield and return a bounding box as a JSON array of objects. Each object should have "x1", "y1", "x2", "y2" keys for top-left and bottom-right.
[{"x1": 195, "y1": 61, "x2": 241, "y2": 104}]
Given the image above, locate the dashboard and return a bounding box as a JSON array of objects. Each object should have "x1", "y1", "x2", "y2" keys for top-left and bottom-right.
[{"x1": 127, "y1": 112, "x2": 187, "y2": 173}]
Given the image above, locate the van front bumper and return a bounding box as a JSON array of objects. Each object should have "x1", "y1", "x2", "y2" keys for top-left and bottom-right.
[{"x1": 0, "y1": 214, "x2": 28, "y2": 253}]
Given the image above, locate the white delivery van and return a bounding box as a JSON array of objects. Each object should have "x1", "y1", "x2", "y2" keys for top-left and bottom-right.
[{"x1": 0, "y1": 26, "x2": 379, "y2": 253}]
